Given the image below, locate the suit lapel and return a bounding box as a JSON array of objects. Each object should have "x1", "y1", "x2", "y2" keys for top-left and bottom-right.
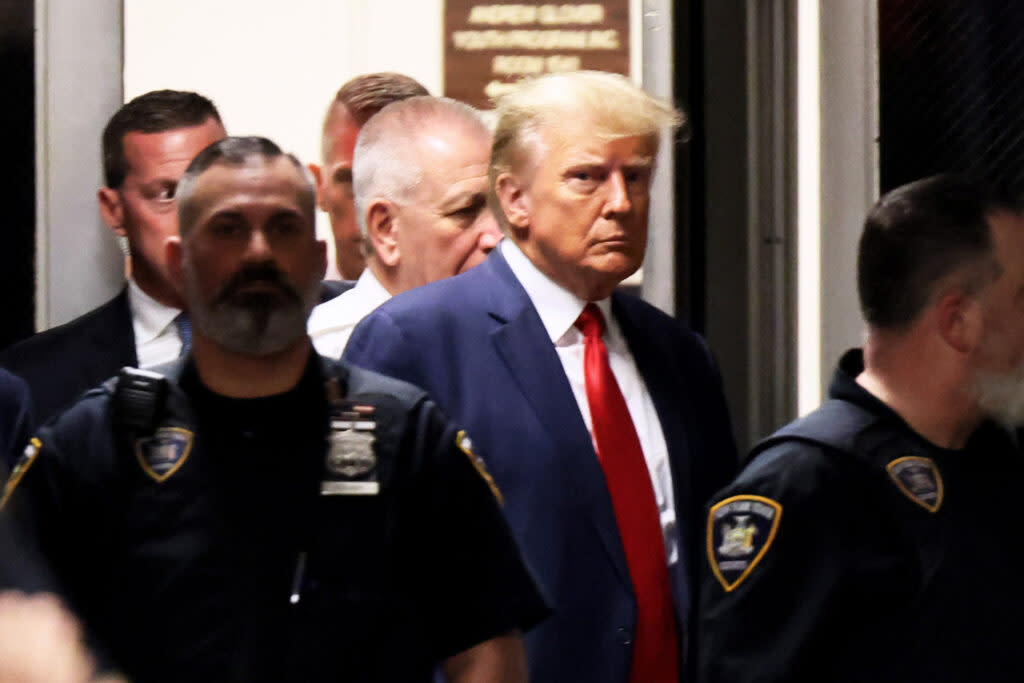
[
  {"x1": 613, "y1": 294, "x2": 695, "y2": 620},
  {"x1": 482, "y1": 252, "x2": 632, "y2": 589},
  {"x1": 76, "y1": 289, "x2": 138, "y2": 394},
  {"x1": 96, "y1": 288, "x2": 139, "y2": 369}
]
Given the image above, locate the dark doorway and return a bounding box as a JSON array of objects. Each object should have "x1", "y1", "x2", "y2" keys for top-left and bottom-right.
[
  {"x1": 0, "y1": 0, "x2": 35, "y2": 349},
  {"x1": 879, "y1": 0, "x2": 1024, "y2": 193},
  {"x1": 674, "y1": 0, "x2": 704, "y2": 332}
]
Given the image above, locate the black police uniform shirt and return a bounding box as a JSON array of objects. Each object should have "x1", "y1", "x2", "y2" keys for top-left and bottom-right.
[
  {"x1": 698, "y1": 349, "x2": 1024, "y2": 683},
  {"x1": 1, "y1": 352, "x2": 549, "y2": 682}
]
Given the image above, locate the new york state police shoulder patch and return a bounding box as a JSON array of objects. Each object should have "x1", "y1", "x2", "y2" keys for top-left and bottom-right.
[{"x1": 706, "y1": 494, "x2": 782, "y2": 592}]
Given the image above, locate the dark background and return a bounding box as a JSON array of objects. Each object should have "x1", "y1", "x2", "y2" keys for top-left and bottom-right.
[
  {"x1": 0, "y1": 0, "x2": 35, "y2": 349},
  {"x1": 674, "y1": 0, "x2": 703, "y2": 331},
  {"x1": 879, "y1": 0, "x2": 1024, "y2": 194}
]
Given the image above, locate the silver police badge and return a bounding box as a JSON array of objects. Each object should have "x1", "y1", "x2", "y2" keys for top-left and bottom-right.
[
  {"x1": 326, "y1": 428, "x2": 376, "y2": 477},
  {"x1": 321, "y1": 422, "x2": 379, "y2": 496}
]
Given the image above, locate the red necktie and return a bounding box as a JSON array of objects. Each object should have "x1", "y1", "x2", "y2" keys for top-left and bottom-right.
[{"x1": 576, "y1": 303, "x2": 679, "y2": 683}]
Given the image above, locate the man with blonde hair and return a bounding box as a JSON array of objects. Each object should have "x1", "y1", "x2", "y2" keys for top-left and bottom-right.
[
  {"x1": 345, "y1": 71, "x2": 738, "y2": 682},
  {"x1": 307, "y1": 96, "x2": 501, "y2": 356}
]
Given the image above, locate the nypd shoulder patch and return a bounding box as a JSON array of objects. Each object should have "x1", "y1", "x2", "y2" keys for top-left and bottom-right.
[
  {"x1": 135, "y1": 427, "x2": 194, "y2": 483},
  {"x1": 0, "y1": 437, "x2": 41, "y2": 509},
  {"x1": 706, "y1": 494, "x2": 782, "y2": 592},
  {"x1": 456, "y1": 429, "x2": 503, "y2": 505},
  {"x1": 886, "y1": 456, "x2": 943, "y2": 512}
]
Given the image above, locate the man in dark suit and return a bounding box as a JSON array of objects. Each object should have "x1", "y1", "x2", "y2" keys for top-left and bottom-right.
[
  {"x1": 0, "y1": 90, "x2": 226, "y2": 423},
  {"x1": 344, "y1": 71, "x2": 738, "y2": 683}
]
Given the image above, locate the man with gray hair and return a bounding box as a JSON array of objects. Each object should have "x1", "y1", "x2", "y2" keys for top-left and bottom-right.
[
  {"x1": 1, "y1": 136, "x2": 546, "y2": 682},
  {"x1": 307, "y1": 95, "x2": 501, "y2": 356},
  {"x1": 345, "y1": 71, "x2": 738, "y2": 682},
  {"x1": 310, "y1": 73, "x2": 429, "y2": 281}
]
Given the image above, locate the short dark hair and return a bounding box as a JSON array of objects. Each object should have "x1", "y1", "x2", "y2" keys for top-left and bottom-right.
[
  {"x1": 176, "y1": 136, "x2": 313, "y2": 236},
  {"x1": 102, "y1": 89, "x2": 222, "y2": 188},
  {"x1": 858, "y1": 174, "x2": 1003, "y2": 330},
  {"x1": 331, "y1": 72, "x2": 429, "y2": 126}
]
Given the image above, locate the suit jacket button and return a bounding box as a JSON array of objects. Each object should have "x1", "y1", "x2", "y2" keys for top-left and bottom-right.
[{"x1": 616, "y1": 627, "x2": 633, "y2": 645}]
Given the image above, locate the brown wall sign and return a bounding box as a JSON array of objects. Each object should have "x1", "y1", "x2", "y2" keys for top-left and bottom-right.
[{"x1": 444, "y1": 1, "x2": 631, "y2": 109}]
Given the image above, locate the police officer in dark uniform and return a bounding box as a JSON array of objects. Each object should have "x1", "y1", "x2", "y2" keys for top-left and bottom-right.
[
  {"x1": 698, "y1": 175, "x2": 1024, "y2": 682},
  {"x1": 0, "y1": 137, "x2": 547, "y2": 682}
]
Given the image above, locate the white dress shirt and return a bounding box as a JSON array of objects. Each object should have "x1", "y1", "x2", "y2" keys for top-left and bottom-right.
[
  {"x1": 307, "y1": 269, "x2": 392, "y2": 358},
  {"x1": 128, "y1": 278, "x2": 184, "y2": 367},
  {"x1": 501, "y1": 240, "x2": 679, "y2": 565}
]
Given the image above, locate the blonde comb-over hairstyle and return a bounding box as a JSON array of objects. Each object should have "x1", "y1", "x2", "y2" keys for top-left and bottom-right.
[{"x1": 487, "y1": 70, "x2": 684, "y2": 229}]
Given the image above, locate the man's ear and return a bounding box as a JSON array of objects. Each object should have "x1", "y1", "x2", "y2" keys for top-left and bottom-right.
[
  {"x1": 365, "y1": 199, "x2": 400, "y2": 267},
  {"x1": 936, "y1": 288, "x2": 981, "y2": 354},
  {"x1": 98, "y1": 187, "x2": 125, "y2": 237},
  {"x1": 308, "y1": 163, "x2": 327, "y2": 211},
  {"x1": 495, "y1": 173, "x2": 530, "y2": 231},
  {"x1": 165, "y1": 235, "x2": 185, "y2": 294}
]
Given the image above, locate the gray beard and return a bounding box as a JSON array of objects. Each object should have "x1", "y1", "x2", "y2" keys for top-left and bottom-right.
[
  {"x1": 185, "y1": 266, "x2": 317, "y2": 356},
  {"x1": 973, "y1": 363, "x2": 1024, "y2": 428}
]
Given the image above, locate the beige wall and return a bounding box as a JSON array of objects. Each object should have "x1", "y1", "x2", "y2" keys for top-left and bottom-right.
[
  {"x1": 124, "y1": 0, "x2": 446, "y2": 277},
  {"x1": 122, "y1": 0, "x2": 655, "y2": 282},
  {"x1": 36, "y1": 0, "x2": 124, "y2": 328}
]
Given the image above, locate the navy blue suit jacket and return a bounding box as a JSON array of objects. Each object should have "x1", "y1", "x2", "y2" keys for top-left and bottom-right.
[
  {"x1": 0, "y1": 281, "x2": 352, "y2": 426},
  {"x1": 344, "y1": 248, "x2": 737, "y2": 682},
  {"x1": 0, "y1": 290, "x2": 136, "y2": 425}
]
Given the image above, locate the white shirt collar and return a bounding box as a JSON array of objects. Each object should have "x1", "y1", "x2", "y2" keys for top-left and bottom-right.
[
  {"x1": 352, "y1": 267, "x2": 390, "y2": 301},
  {"x1": 307, "y1": 268, "x2": 391, "y2": 336},
  {"x1": 127, "y1": 278, "x2": 181, "y2": 345},
  {"x1": 500, "y1": 239, "x2": 614, "y2": 345}
]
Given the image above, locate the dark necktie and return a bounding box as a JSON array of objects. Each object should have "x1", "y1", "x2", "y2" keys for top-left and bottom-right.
[
  {"x1": 174, "y1": 313, "x2": 192, "y2": 357},
  {"x1": 575, "y1": 303, "x2": 679, "y2": 682}
]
